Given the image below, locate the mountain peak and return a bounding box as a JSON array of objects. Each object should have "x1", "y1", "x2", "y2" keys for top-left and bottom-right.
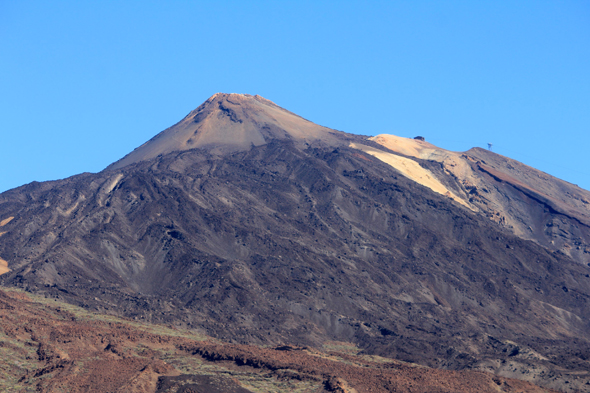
[{"x1": 107, "y1": 93, "x2": 342, "y2": 171}]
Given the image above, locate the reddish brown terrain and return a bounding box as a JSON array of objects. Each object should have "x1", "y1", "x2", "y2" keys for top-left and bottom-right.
[
  {"x1": 0, "y1": 93, "x2": 589, "y2": 391},
  {"x1": 0, "y1": 288, "x2": 557, "y2": 392}
]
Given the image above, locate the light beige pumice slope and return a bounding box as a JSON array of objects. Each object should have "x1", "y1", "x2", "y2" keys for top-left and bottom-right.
[
  {"x1": 349, "y1": 142, "x2": 473, "y2": 210},
  {"x1": 360, "y1": 134, "x2": 485, "y2": 211}
]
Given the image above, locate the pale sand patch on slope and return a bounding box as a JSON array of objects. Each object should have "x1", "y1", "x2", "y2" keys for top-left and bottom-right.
[
  {"x1": 351, "y1": 143, "x2": 473, "y2": 210},
  {"x1": 369, "y1": 135, "x2": 475, "y2": 179},
  {"x1": 0, "y1": 258, "x2": 9, "y2": 276},
  {"x1": 369, "y1": 135, "x2": 442, "y2": 159},
  {"x1": 368, "y1": 135, "x2": 490, "y2": 210},
  {"x1": 0, "y1": 217, "x2": 14, "y2": 226},
  {"x1": 0, "y1": 232, "x2": 6, "y2": 237}
]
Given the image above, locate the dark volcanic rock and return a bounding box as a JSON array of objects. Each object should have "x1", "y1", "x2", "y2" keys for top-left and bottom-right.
[
  {"x1": 0, "y1": 93, "x2": 589, "y2": 391},
  {"x1": 156, "y1": 374, "x2": 253, "y2": 393}
]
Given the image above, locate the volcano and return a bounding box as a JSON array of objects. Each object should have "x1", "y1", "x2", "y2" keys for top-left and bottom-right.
[
  {"x1": 108, "y1": 93, "x2": 349, "y2": 170},
  {"x1": 1, "y1": 93, "x2": 589, "y2": 392}
]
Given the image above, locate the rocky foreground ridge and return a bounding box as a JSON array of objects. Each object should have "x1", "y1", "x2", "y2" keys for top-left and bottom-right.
[{"x1": 1, "y1": 93, "x2": 589, "y2": 391}]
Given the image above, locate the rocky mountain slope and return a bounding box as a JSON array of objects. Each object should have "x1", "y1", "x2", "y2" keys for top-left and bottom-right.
[
  {"x1": 365, "y1": 134, "x2": 590, "y2": 265},
  {"x1": 1, "y1": 93, "x2": 589, "y2": 391}
]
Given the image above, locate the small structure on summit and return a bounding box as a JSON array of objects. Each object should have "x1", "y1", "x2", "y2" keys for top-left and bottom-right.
[{"x1": 414, "y1": 136, "x2": 425, "y2": 141}]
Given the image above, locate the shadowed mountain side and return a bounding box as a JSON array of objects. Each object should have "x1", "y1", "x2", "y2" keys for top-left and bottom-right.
[{"x1": 1, "y1": 141, "x2": 589, "y2": 391}]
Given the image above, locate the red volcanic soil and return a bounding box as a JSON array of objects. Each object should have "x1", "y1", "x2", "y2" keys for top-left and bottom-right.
[{"x1": 0, "y1": 288, "x2": 555, "y2": 393}]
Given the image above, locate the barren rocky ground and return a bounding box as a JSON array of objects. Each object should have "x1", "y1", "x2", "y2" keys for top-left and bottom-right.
[
  {"x1": 0, "y1": 94, "x2": 589, "y2": 391},
  {"x1": 0, "y1": 288, "x2": 558, "y2": 392}
]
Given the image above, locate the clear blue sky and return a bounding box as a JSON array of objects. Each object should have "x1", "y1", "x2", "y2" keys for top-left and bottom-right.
[{"x1": 1, "y1": 1, "x2": 589, "y2": 193}]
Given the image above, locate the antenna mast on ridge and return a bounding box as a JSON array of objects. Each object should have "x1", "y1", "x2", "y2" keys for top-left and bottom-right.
[{"x1": 487, "y1": 143, "x2": 493, "y2": 151}]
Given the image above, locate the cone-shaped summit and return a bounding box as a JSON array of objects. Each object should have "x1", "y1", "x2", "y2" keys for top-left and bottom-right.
[{"x1": 108, "y1": 93, "x2": 346, "y2": 170}]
